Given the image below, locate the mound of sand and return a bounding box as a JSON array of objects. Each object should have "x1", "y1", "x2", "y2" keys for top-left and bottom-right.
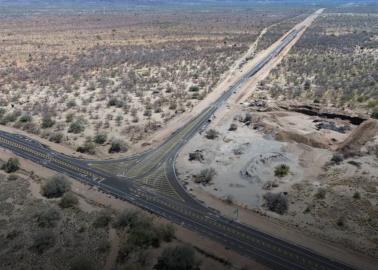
[
  {"x1": 338, "y1": 119, "x2": 378, "y2": 155},
  {"x1": 275, "y1": 130, "x2": 328, "y2": 149}
]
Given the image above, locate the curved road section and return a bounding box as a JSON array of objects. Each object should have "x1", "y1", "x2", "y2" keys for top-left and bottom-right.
[{"x1": 0, "y1": 9, "x2": 357, "y2": 270}]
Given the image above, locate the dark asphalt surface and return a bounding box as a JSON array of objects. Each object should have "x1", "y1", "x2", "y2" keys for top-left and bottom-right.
[{"x1": 0, "y1": 23, "x2": 358, "y2": 270}]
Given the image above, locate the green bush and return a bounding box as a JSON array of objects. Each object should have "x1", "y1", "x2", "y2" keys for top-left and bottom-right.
[
  {"x1": 41, "y1": 175, "x2": 71, "y2": 198},
  {"x1": 68, "y1": 120, "x2": 85, "y2": 134},
  {"x1": 1, "y1": 158, "x2": 20, "y2": 173},
  {"x1": 59, "y1": 192, "x2": 79, "y2": 208},
  {"x1": 19, "y1": 114, "x2": 33, "y2": 123},
  {"x1": 108, "y1": 139, "x2": 128, "y2": 153},
  {"x1": 36, "y1": 207, "x2": 61, "y2": 227},
  {"x1": 154, "y1": 245, "x2": 200, "y2": 270},
  {"x1": 94, "y1": 133, "x2": 107, "y2": 144},
  {"x1": 41, "y1": 116, "x2": 55, "y2": 128},
  {"x1": 274, "y1": 164, "x2": 290, "y2": 177}
]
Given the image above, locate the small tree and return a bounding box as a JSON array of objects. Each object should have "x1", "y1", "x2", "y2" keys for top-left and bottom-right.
[
  {"x1": 19, "y1": 114, "x2": 33, "y2": 123},
  {"x1": 76, "y1": 141, "x2": 96, "y2": 155},
  {"x1": 205, "y1": 129, "x2": 219, "y2": 140},
  {"x1": 1, "y1": 158, "x2": 20, "y2": 173},
  {"x1": 41, "y1": 175, "x2": 71, "y2": 198},
  {"x1": 228, "y1": 123, "x2": 237, "y2": 131},
  {"x1": 109, "y1": 139, "x2": 128, "y2": 153},
  {"x1": 371, "y1": 108, "x2": 378, "y2": 119},
  {"x1": 263, "y1": 192, "x2": 288, "y2": 215},
  {"x1": 93, "y1": 209, "x2": 112, "y2": 228},
  {"x1": 94, "y1": 133, "x2": 107, "y2": 144},
  {"x1": 68, "y1": 120, "x2": 85, "y2": 134},
  {"x1": 59, "y1": 192, "x2": 79, "y2": 208},
  {"x1": 154, "y1": 245, "x2": 200, "y2": 270},
  {"x1": 41, "y1": 116, "x2": 55, "y2": 128}
]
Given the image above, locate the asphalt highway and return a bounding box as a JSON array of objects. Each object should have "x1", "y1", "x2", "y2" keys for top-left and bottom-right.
[{"x1": 0, "y1": 13, "x2": 357, "y2": 270}]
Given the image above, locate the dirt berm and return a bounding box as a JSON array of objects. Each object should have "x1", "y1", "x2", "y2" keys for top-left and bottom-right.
[{"x1": 338, "y1": 119, "x2": 378, "y2": 155}]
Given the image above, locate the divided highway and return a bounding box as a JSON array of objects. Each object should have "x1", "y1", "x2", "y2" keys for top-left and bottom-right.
[{"x1": 0, "y1": 11, "x2": 357, "y2": 270}]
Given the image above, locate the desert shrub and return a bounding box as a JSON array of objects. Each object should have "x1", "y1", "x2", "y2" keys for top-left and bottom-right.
[
  {"x1": 188, "y1": 151, "x2": 204, "y2": 162},
  {"x1": 263, "y1": 192, "x2": 288, "y2": 214},
  {"x1": 113, "y1": 210, "x2": 140, "y2": 229},
  {"x1": 371, "y1": 108, "x2": 378, "y2": 119},
  {"x1": 69, "y1": 256, "x2": 95, "y2": 270},
  {"x1": 158, "y1": 224, "x2": 175, "y2": 242},
  {"x1": 108, "y1": 98, "x2": 123, "y2": 108},
  {"x1": 49, "y1": 132, "x2": 63, "y2": 143},
  {"x1": 194, "y1": 168, "x2": 215, "y2": 185},
  {"x1": 189, "y1": 85, "x2": 200, "y2": 92},
  {"x1": 1, "y1": 111, "x2": 21, "y2": 124},
  {"x1": 1, "y1": 158, "x2": 20, "y2": 173},
  {"x1": 93, "y1": 209, "x2": 112, "y2": 228},
  {"x1": 330, "y1": 153, "x2": 344, "y2": 164},
  {"x1": 353, "y1": 191, "x2": 361, "y2": 199},
  {"x1": 41, "y1": 174, "x2": 71, "y2": 198},
  {"x1": 94, "y1": 133, "x2": 107, "y2": 144},
  {"x1": 36, "y1": 207, "x2": 61, "y2": 228},
  {"x1": 59, "y1": 192, "x2": 79, "y2": 208},
  {"x1": 243, "y1": 113, "x2": 252, "y2": 124},
  {"x1": 109, "y1": 139, "x2": 128, "y2": 153},
  {"x1": 66, "y1": 100, "x2": 77, "y2": 108},
  {"x1": 19, "y1": 114, "x2": 32, "y2": 123},
  {"x1": 77, "y1": 141, "x2": 96, "y2": 155},
  {"x1": 314, "y1": 188, "x2": 326, "y2": 199},
  {"x1": 228, "y1": 123, "x2": 237, "y2": 131},
  {"x1": 66, "y1": 113, "x2": 74, "y2": 123},
  {"x1": 68, "y1": 120, "x2": 85, "y2": 134},
  {"x1": 30, "y1": 230, "x2": 56, "y2": 254},
  {"x1": 336, "y1": 217, "x2": 345, "y2": 227},
  {"x1": 41, "y1": 116, "x2": 55, "y2": 128},
  {"x1": 154, "y1": 245, "x2": 200, "y2": 270},
  {"x1": 274, "y1": 164, "x2": 290, "y2": 177},
  {"x1": 205, "y1": 129, "x2": 219, "y2": 140}
]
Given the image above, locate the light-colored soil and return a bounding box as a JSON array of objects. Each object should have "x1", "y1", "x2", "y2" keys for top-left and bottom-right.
[{"x1": 176, "y1": 97, "x2": 378, "y2": 270}]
